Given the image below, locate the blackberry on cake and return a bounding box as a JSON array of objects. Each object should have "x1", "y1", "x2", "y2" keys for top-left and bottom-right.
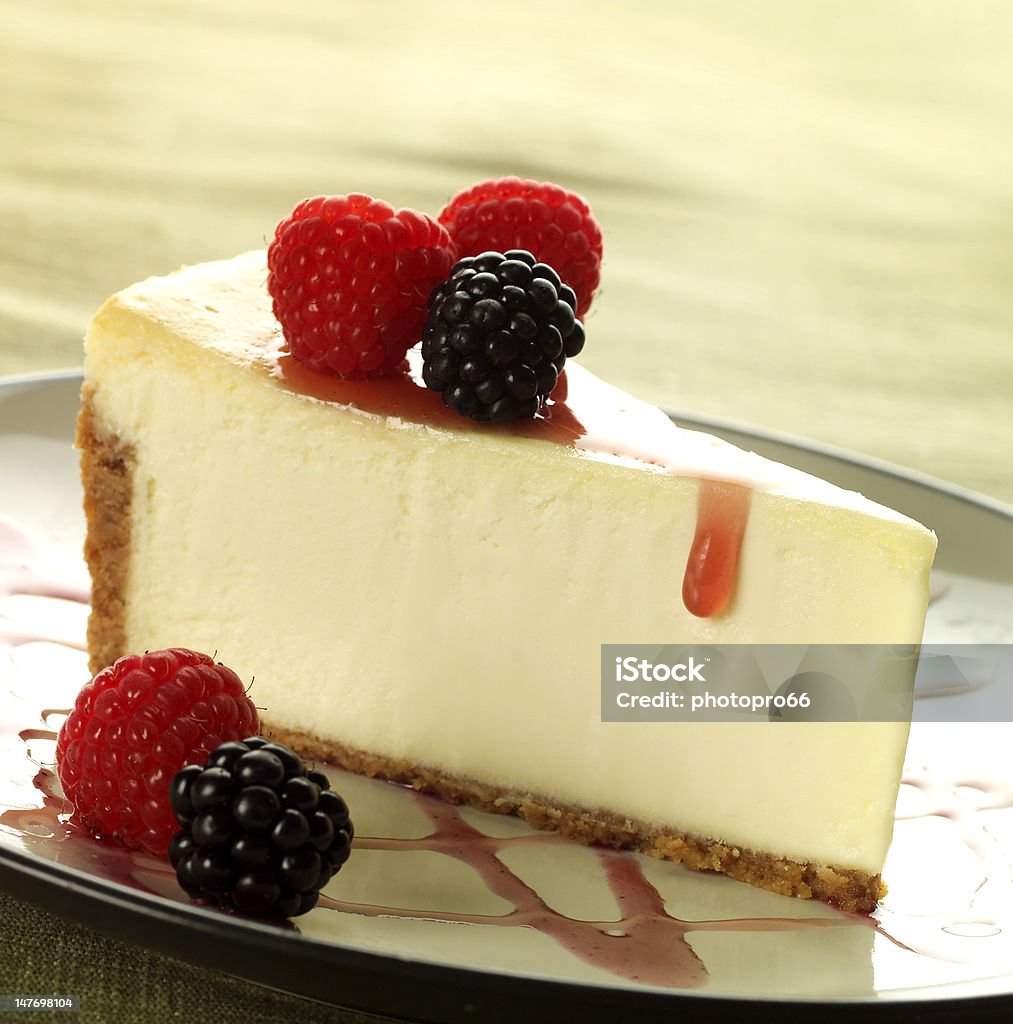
[
  {"x1": 169, "y1": 737, "x2": 353, "y2": 917},
  {"x1": 55, "y1": 648, "x2": 260, "y2": 856},
  {"x1": 421, "y1": 250, "x2": 585, "y2": 421}
]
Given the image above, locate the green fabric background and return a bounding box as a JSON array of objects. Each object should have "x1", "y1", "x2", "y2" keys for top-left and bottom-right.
[{"x1": 0, "y1": 893, "x2": 398, "y2": 1023}]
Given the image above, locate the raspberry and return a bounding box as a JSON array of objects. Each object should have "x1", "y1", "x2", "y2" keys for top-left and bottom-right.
[
  {"x1": 168, "y1": 737, "x2": 353, "y2": 917},
  {"x1": 267, "y1": 193, "x2": 457, "y2": 378},
  {"x1": 56, "y1": 649, "x2": 260, "y2": 856},
  {"x1": 421, "y1": 250, "x2": 584, "y2": 422},
  {"x1": 438, "y1": 177, "x2": 602, "y2": 319}
]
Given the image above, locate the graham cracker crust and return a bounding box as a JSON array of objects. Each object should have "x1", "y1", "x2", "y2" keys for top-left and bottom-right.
[
  {"x1": 75, "y1": 386, "x2": 884, "y2": 913},
  {"x1": 76, "y1": 384, "x2": 133, "y2": 675},
  {"x1": 265, "y1": 723, "x2": 885, "y2": 914}
]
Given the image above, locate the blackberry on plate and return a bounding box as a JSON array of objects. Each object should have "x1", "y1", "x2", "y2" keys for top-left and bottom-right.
[
  {"x1": 168, "y1": 736, "x2": 353, "y2": 918},
  {"x1": 421, "y1": 250, "x2": 585, "y2": 422}
]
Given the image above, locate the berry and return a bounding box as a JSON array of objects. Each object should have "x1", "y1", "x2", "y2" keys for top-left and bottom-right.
[
  {"x1": 56, "y1": 649, "x2": 260, "y2": 856},
  {"x1": 438, "y1": 177, "x2": 602, "y2": 318},
  {"x1": 169, "y1": 738, "x2": 353, "y2": 918},
  {"x1": 421, "y1": 250, "x2": 585, "y2": 422},
  {"x1": 267, "y1": 194, "x2": 457, "y2": 378}
]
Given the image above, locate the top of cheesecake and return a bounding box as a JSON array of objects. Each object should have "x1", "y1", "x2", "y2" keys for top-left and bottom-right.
[{"x1": 86, "y1": 249, "x2": 931, "y2": 535}]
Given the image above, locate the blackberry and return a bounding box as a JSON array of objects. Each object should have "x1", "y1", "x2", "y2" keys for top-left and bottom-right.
[
  {"x1": 421, "y1": 250, "x2": 585, "y2": 422},
  {"x1": 168, "y1": 737, "x2": 353, "y2": 918}
]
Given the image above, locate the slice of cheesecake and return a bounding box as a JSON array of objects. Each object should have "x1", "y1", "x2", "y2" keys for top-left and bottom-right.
[{"x1": 78, "y1": 251, "x2": 936, "y2": 911}]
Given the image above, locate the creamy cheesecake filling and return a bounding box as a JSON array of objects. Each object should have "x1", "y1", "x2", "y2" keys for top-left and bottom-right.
[
  {"x1": 78, "y1": 252, "x2": 937, "y2": 909},
  {"x1": 90, "y1": 251, "x2": 928, "y2": 623}
]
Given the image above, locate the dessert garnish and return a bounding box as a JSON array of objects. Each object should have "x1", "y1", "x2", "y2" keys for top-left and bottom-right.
[
  {"x1": 55, "y1": 648, "x2": 260, "y2": 855},
  {"x1": 267, "y1": 193, "x2": 456, "y2": 378},
  {"x1": 437, "y1": 176, "x2": 603, "y2": 318},
  {"x1": 168, "y1": 737, "x2": 353, "y2": 917},
  {"x1": 421, "y1": 250, "x2": 585, "y2": 421}
]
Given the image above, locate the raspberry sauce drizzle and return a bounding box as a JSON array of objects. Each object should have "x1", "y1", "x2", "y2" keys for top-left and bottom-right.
[
  {"x1": 682, "y1": 481, "x2": 751, "y2": 618},
  {"x1": 325, "y1": 803, "x2": 710, "y2": 989},
  {"x1": 275, "y1": 352, "x2": 586, "y2": 443},
  {"x1": 320, "y1": 801, "x2": 855, "y2": 989},
  {"x1": 276, "y1": 350, "x2": 758, "y2": 618}
]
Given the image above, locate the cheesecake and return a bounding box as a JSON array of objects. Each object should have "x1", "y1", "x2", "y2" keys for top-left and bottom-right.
[{"x1": 78, "y1": 250, "x2": 937, "y2": 911}]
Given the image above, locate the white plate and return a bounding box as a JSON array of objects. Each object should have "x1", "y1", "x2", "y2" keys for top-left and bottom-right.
[{"x1": 1, "y1": 370, "x2": 1011, "y2": 1022}]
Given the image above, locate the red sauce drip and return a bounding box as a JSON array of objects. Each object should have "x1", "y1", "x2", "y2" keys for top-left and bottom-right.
[
  {"x1": 277, "y1": 353, "x2": 586, "y2": 445},
  {"x1": 326, "y1": 802, "x2": 708, "y2": 986},
  {"x1": 321, "y1": 798, "x2": 856, "y2": 988},
  {"x1": 682, "y1": 480, "x2": 751, "y2": 617},
  {"x1": 280, "y1": 353, "x2": 760, "y2": 624}
]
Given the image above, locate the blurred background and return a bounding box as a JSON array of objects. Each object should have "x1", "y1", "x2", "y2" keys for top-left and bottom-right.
[{"x1": 2, "y1": 0, "x2": 1011, "y2": 501}]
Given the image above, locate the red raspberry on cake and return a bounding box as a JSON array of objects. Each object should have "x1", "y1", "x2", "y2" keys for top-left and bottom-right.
[
  {"x1": 56, "y1": 648, "x2": 260, "y2": 857},
  {"x1": 437, "y1": 177, "x2": 603, "y2": 319},
  {"x1": 267, "y1": 193, "x2": 457, "y2": 377}
]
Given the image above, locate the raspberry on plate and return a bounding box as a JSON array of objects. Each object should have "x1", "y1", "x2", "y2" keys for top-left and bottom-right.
[
  {"x1": 437, "y1": 176, "x2": 602, "y2": 319},
  {"x1": 267, "y1": 193, "x2": 457, "y2": 378},
  {"x1": 168, "y1": 737, "x2": 353, "y2": 918},
  {"x1": 56, "y1": 648, "x2": 260, "y2": 856}
]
